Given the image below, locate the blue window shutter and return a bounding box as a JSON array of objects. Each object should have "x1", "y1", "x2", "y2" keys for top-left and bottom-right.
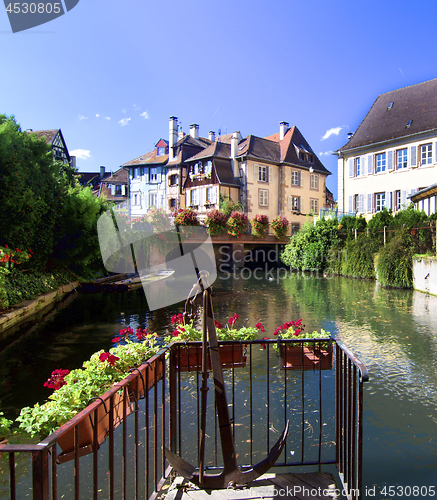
[
  {"x1": 367, "y1": 193, "x2": 373, "y2": 213},
  {"x1": 348, "y1": 159, "x2": 354, "y2": 177},
  {"x1": 387, "y1": 151, "x2": 393, "y2": 170},
  {"x1": 410, "y1": 146, "x2": 417, "y2": 167},
  {"x1": 367, "y1": 155, "x2": 373, "y2": 174}
]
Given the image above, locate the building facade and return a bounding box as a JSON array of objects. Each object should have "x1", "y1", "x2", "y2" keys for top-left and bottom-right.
[{"x1": 336, "y1": 79, "x2": 437, "y2": 217}]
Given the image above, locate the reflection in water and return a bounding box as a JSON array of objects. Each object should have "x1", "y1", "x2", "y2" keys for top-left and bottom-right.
[{"x1": 1, "y1": 271, "x2": 437, "y2": 497}]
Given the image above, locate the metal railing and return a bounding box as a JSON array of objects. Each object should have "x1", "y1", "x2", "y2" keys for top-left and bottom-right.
[{"x1": 0, "y1": 339, "x2": 368, "y2": 500}]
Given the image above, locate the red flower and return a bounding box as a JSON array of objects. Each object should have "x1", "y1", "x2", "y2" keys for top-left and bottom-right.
[
  {"x1": 260, "y1": 337, "x2": 270, "y2": 349},
  {"x1": 100, "y1": 352, "x2": 119, "y2": 366},
  {"x1": 255, "y1": 322, "x2": 265, "y2": 333},
  {"x1": 171, "y1": 313, "x2": 184, "y2": 325},
  {"x1": 294, "y1": 328, "x2": 301, "y2": 336},
  {"x1": 111, "y1": 336, "x2": 121, "y2": 343},
  {"x1": 44, "y1": 369, "x2": 70, "y2": 390},
  {"x1": 136, "y1": 328, "x2": 148, "y2": 340},
  {"x1": 172, "y1": 331, "x2": 180, "y2": 337},
  {"x1": 214, "y1": 320, "x2": 223, "y2": 329},
  {"x1": 228, "y1": 313, "x2": 239, "y2": 327}
]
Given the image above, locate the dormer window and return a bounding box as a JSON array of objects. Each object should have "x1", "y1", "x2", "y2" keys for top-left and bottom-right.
[
  {"x1": 406, "y1": 120, "x2": 413, "y2": 128},
  {"x1": 157, "y1": 147, "x2": 165, "y2": 155},
  {"x1": 387, "y1": 102, "x2": 394, "y2": 110}
]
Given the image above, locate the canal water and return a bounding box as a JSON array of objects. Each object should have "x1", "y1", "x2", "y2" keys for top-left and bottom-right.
[{"x1": 1, "y1": 271, "x2": 437, "y2": 498}]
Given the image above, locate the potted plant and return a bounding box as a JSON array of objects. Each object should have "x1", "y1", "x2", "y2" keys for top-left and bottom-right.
[
  {"x1": 173, "y1": 207, "x2": 200, "y2": 226},
  {"x1": 250, "y1": 214, "x2": 269, "y2": 238},
  {"x1": 204, "y1": 209, "x2": 228, "y2": 236},
  {"x1": 270, "y1": 320, "x2": 333, "y2": 370},
  {"x1": 16, "y1": 329, "x2": 162, "y2": 461},
  {"x1": 227, "y1": 211, "x2": 248, "y2": 238},
  {"x1": 270, "y1": 215, "x2": 289, "y2": 239},
  {"x1": 166, "y1": 313, "x2": 262, "y2": 372}
]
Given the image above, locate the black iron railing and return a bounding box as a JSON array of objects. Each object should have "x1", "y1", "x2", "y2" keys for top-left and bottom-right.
[{"x1": 0, "y1": 339, "x2": 367, "y2": 500}]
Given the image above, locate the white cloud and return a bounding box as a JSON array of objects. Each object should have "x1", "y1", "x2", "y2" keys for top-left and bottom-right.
[
  {"x1": 70, "y1": 149, "x2": 91, "y2": 160},
  {"x1": 319, "y1": 151, "x2": 334, "y2": 156},
  {"x1": 105, "y1": 117, "x2": 111, "y2": 120},
  {"x1": 78, "y1": 114, "x2": 88, "y2": 120},
  {"x1": 96, "y1": 113, "x2": 100, "y2": 118},
  {"x1": 321, "y1": 127, "x2": 342, "y2": 141},
  {"x1": 121, "y1": 108, "x2": 127, "y2": 114},
  {"x1": 118, "y1": 117, "x2": 131, "y2": 126},
  {"x1": 140, "y1": 111, "x2": 149, "y2": 120}
]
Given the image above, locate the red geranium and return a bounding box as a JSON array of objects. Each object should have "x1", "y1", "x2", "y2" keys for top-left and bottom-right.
[{"x1": 43, "y1": 369, "x2": 70, "y2": 390}]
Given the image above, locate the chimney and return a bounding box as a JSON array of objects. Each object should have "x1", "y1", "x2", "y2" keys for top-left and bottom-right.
[
  {"x1": 190, "y1": 124, "x2": 199, "y2": 140},
  {"x1": 231, "y1": 132, "x2": 240, "y2": 177},
  {"x1": 209, "y1": 131, "x2": 215, "y2": 142},
  {"x1": 169, "y1": 116, "x2": 178, "y2": 161},
  {"x1": 100, "y1": 166, "x2": 105, "y2": 178},
  {"x1": 279, "y1": 121, "x2": 289, "y2": 141}
]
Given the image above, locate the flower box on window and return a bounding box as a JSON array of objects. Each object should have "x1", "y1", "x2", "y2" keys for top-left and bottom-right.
[{"x1": 173, "y1": 343, "x2": 247, "y2": 373}]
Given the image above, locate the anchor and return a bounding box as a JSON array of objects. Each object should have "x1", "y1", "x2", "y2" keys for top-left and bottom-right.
[{"x1": 165, "y1": 271, "x2": 289, "y2": 489}]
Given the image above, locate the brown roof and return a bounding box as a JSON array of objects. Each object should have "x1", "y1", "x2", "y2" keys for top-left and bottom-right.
[
  {"x1": 338, "y1": 78, "x2": 437, "y2": 152},
  {"x1": 122, "y1": 150, "x2": 168, "y2": 167},
  {"x1": 187, "y1": 141, "x2": 231, "y2": 161},
  {"x1": 236, "y1": 134, "x2": 280, "y2": 163},
  {"x1": 101, "y1": 167, "x2": 128, "y2": 184},
  {"x1": 214, "y1": 158, "x2": 241, "y2": 187},
  {"x1": 26, "y1": 129, "x2": 58, "y2": 143}
]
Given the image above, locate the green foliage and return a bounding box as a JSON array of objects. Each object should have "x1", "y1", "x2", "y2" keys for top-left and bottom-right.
[
  {"x1": 219, "y1": 194, "x2": 243, "y2": 217},
  {"x1": 173, "y1": 207, "x2": 200, "y2": 226},
  {"x1": 280, "y1": 219, "x2": 340, "y2": 271},
  {"x1": 340, "y1": 235, "x2": 379, "y2": 279},
  {"x1": 2, "y1": 268, "x2": 74, "y2": 308},
  {"x1": 227, "y1": 211, "x2": 248, "y2": 238},
  {"x1": 271, "y1": 215, "x2": 289, "y2": 239},
  {"x1": 0, "y1": 267, "x2": 9, "y2": 310},
  {"x1": 0, "y1": 412, "x2": 13, "y2": 438},
  {"x1": 250, "y1": 214, "x2": 269, "y2": 238},
  {"x1": 16, "y1": 334, "x2": 161, "y2": 438},
  {"x1": 376, "y1": 228, "x2": 416, "y2": 288},
  {"x1": 367, "y1": 208, "x2": 393, "y2": 237}
]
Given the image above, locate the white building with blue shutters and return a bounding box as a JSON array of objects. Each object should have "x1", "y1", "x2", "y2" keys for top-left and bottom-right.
[{"x1": 335, "y1": 79, "x2": 437, "y2": 217}]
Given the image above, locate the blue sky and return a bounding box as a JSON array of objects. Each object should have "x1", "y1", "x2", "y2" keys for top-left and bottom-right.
[{"x1": 2, "y1": 0, "x2": 437, "y2": 199}]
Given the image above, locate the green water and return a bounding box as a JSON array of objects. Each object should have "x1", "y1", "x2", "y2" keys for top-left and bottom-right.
[{"x1": 1, "y1": 271, "x2": 437, "y2": 498}]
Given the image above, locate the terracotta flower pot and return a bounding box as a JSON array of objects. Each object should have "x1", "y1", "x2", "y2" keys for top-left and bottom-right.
[
  {"x1": 56, "y1": 392, "x2": 132, "y2": 463},
  {"x1": 279, "y1": 343, "x2": 333, "y2": 370},
  {"x1": 128, "y1": 360, "x2": 165, "y2": 402},
  {"x1": 174, "y1": 344, "x2": 247, "y2": 372}
]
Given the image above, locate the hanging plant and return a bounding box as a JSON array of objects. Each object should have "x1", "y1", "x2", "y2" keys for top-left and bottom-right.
[
  {"x1": 227, "y1": 212, "x2": 248, "y2": 238},
  {"x1": 173, "y1": 207, "x2": 200, "y2": 226},
  {"x1": 270, "y1": 215, "x2": 289, "y2": 239},
  {"x1": 250, "y1": 214, "x2": 269, "y2": 238},
  {"x1": 204, "y1": 209, "x2": 228, "y2": 236}
]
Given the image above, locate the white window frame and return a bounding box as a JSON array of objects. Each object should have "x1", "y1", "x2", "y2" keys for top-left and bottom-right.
[
  {"x1": 310, "y1": 173, "x2": 319, "y2": 190},
  {"x1": 310, "y1": 198, "x2": 319, "y2": 214},
  {"x1": 375, "y1": 192, "x2": 385, "y2": 212},
  {"x1": 150, "y1": 168, "x2": 158, "y2": 182},
  {"x1": 259, "y1": 165, "x2": 268, "y2": 182},
  {"x1": 190, "y1": 189, "x2": 198, "y2": 206},
  {"x1": 421, "y1": 144, "x2": 432, "y2": 165},
  {"x1": 291, "y1": 171, "x2": 300, "y2": 186},
  {"x1": 397, "y1": 149, "x2": 408, "y2": 169},
  {"x1": 376, "y1": 153, "x2": 386, "y2": 173},
  {"x1": 395, "y1": 190, "x2": 402, "y2": 211},
  {"x1": 149, "y1": 192, "x2": 157, "y2": 208},
  {"x1": 206, "y1": 187, "x2": 215, "y2": 204},
  {"x1": 355, "y1": 157, "x2": 361, "y2": 177},
  {"x1": 157, "y1": 147, "x2": 165, "y2": 155},
  {"x1": 259, "y1": 189, "x2": 268, "y2": 207}
]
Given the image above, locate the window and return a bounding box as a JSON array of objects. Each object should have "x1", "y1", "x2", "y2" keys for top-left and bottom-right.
[
  {"x1": 291, "y1": 171, "x2": 301, "y2": 186},
  {"x1": 291, "y1": 223, "x2": 300, "y2": 235},
  {"x1": 149, "y1": 192, "x2": 157, "y2": 207},
  {"x1": 310, "y1": 173, "x2": 319, "y2": 190},
  {"x1": 132, "y1": 168, "x2": 137, "y2": 179},
  {"x1": 397, "y1": 149, "x2": 408, "y2": 169},
  {"x1": 169, "y1": 198, "x2": 176, "y2": 209},
  {"x1": 310, "y1": 198, "x2": 319, "y2": 214},
  {"x1": 157, "y1": 147, "x2": 165, "y2": 155},
  {"x1": 169, "y1": 174, "x2": 178, "y2": 186},
  {"x1": 115, "y1": 185, "x2": 122, "y2": 196},
  {"x1": 355, "y1": 157, "x2": 361, "y2": 176},
  {"x1": 375, "y1": 192, "x2": 385, "y2": 212},
  {"x1": 206, "y1": 187, "x2": 215, "y2": 204},
  {"x1": 376, "y1": 153, "x2": 386, "y2": 173},
  {"x1": 259, "y1": 165, "x2": 268, "y2": 182},
  {"x1": 133, "y1": 193, "x2": 140, "y2": 206},
  {"x1": 288, "y1": 196, "x2": 300, "y2": 212},
  {"x1": 259, "y1": 189, "x2": 268, "y2": 207},
  {"x1": 190, "y1": 189, "x2": 198, "y2": 206},
  {"x1": 150, "y1": 168, "x2": 158, "y2": 182},
  {"x1": 421, "y1": 144, "x2": 432, "y2": 165}
]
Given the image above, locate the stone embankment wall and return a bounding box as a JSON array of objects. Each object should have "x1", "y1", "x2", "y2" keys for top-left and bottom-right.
[{"x1": 413, "y1": 256, "x2": 437, "y2": 296}]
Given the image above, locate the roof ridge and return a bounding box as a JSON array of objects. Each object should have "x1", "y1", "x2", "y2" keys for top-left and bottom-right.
[{"x1": 377, "y1": 77, "x2": 437, "y2": 97}]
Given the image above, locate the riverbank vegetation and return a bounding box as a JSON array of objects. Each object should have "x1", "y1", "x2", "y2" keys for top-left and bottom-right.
[
  {"x1": 281, "y1": 206, "x2": 436, "y2": 288},
  {"x1": 0, "y1": 114, "x2": 110, "y2": 311}
]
